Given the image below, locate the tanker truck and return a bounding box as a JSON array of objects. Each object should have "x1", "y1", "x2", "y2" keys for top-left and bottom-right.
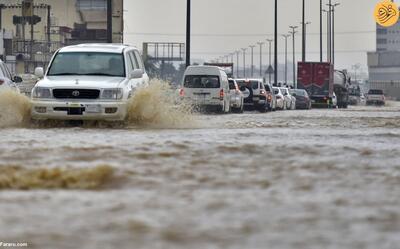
[{"x1": 333, "y1": 70, "x2": 350, "y2": 109}]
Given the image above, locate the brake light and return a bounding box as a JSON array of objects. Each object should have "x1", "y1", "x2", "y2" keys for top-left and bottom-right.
[
  {"x1": 0, "y1": 80, "x2": 4, "y2": 85},
  {"x1": 179, "y1": 88, "x2": 185, "y2": 97},
  {"x1": 260, "y1": 90, "x2": 266, "y2": 95},
  {"x1": 267, "y1": 94, "x2": 272, "y2": 101},
  {"x1": 220, "y1": 89, "x2": 224, "y2": 100}
]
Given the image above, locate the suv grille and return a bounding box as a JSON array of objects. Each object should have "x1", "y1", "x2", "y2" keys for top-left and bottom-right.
[{"x1": 53, "y1": 89, "x2": 100, "y2": 99}]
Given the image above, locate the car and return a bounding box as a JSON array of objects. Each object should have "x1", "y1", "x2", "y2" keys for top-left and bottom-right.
[
  {"x1": 181, "y1": 66, "x2": 231, "y2": 113},
  {"x1": 273, "y1": 87, "x2": 285, "y2": 110},
  {"x1": 228, "y1": 78, "x2": 244, "y2": 113},
  {"x1": 31, "y1": 43, "x2": 149, "y2": 121},
  {"x1": 264, "y1": 82, "x2": 277, "y2": 111},
  {"x1": 366, "y1": 89, "x2": 385, "y2": 106},
  {"x1": 236, "y1": 79, "x2": 268, "y2": 112},
  {"x1": 0, "y1": 59, "x2": 22, "y2": 93},
  {"x1": 290, "y1": 89, "x2": 311, "y2": 109},
  {"x1": 280, "y1": 87, "x2": 296, "y2": 110}
]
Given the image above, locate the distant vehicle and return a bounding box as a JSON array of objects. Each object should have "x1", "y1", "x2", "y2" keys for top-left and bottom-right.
[
  {"x1": 264, "y1": 83, "x2": 276, "y2": 111},
  {"x1": 236, "y1": 79, "x2": 268, "y2": 112},
  {"x1": 348, "y1": 85, "x2": 362, "y2": 105},
  {"x1": 204, "y1": 62, "x2": 234, "y2": 78},
  {"x1": 0, "y1": 59, "x2": 22, "y2": 93},
  {"x1": 280, "y1": 87, "x2": 296, "y2": 110},
  {"x1": 333, "y1": 70, "x2": 350, "y2": 108},
  {"x1": 297, "y1": 62, "x2": 334, "y2": 108},
  {"x1": 228, "y1": 78, "x2": 244, "y2": 113},
  {"x1": 366, "y1": 89, "x2": 385, "y2": 106},
  {"x1": 182, "y1": 66, "x2": 231, "y2": 113},
  {"x1": 31, "y1": 44, "x2": 149, "y2": 121},
  {"x1": 273, "y1": 87, "x2": 285, "y2": 110},
  {"x1": 332, "y1": 92, "x2": 338, "y2": 108},
  {"x1": 290, "y1": 89, "x2": 311, "y2": 109}
]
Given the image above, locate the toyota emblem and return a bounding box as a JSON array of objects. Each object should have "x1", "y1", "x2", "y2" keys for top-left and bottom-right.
[{"x1": 72, "y1": 90, "x2": 80, "y2": 97}]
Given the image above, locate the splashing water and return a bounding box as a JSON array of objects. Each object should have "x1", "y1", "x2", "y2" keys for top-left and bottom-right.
[
  {"x1": 0, "y1": 89, "x2": 31, "y2": 128},
  {"x1": 126, "y1": 79, "x2": 193, "y2": 128}
]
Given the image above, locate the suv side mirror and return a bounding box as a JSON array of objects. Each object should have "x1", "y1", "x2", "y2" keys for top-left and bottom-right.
[
  {"x1": 130, "y1": 69, "x2": 143, "y2": 79},
  {"x1": 13, "y1": 76, "x2": 23, "y2": 83},
  {"x1": 34, "y1": 67, "x2": 44, "y2": 78}
]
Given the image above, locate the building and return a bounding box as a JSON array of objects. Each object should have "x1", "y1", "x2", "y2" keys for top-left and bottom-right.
[
  {"x1": 0, "y1": 0, "x2": 123, "y2": 73},
  {"x1": 367, "y1": 13, "x2": 400, "y2": 100}
]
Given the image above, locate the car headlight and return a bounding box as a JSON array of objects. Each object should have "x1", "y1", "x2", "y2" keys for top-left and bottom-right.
[
  {"x1": 101, "y1": 88, "x2": 123, "y2": 100},
  {"x1": 32, "y1": 87, "x2": 52, "y2": 99}
]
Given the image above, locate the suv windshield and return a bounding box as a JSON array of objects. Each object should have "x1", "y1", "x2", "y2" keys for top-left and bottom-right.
[
  {"x1": 48, "y1": 52, "x2": 125, "y2": 77},
  {"x1": 184, "y1": 75, "x2": 220, "y2": 88},
  {"x1": 368, "y1": 89, "x2": 383, "y2": 95}
]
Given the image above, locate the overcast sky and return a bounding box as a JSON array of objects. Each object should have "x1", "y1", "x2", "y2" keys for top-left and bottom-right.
[{"x1": 124, "y1": 0, "x2": 382, "y2": 72}]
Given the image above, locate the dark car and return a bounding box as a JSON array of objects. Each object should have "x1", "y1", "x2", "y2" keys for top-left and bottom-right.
[{"x1": 290, "y1": 89, "x2": 311, "y2": 109}]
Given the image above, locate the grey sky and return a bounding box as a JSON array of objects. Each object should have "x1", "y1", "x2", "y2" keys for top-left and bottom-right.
[{"x1": 124, "y1": 0, "x2": 381, "y2": 72}]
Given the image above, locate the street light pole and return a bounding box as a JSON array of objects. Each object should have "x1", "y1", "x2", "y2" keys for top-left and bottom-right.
[
  {"x1": 249, "y1": 45, "x2": 256, "y2": 77},
  {"x1": 289, "y1": 26, "x2": 298, "y2": 88},
  {"x1": 242, "y1": 48, "x2": 247, "y2": 78},
  {"x1": 274, "y1": 0, "x2": 278, "y2": 85},
  {"x1": 327, "y1": 0, "x2": 332, "y2": 63},
  {"x1": 302, "y1": 0, "x2": 305, "y2": 62},
  {"x1": 331, "y1": 3, "x2": 340, "y2": 67},
  {"x1": 185, "y1": 0, "x2": 191, "y2": 68},
  {"x1": 236, "y1": 50, "x2": 240, "y2": 78},
  {"x1": 257, "y1": 42, "x2": 264, "y2": 77},
  {"x1": 301, "y1": 21, "x2": 311, "y2": 62},
  {"x1": 282, "y1": 34, "x2": 290, "y2": 86},
  {"x1": 320, "y1": 0, "x2": 323, "y2": 62},
  {"x1": 266, "y1": 39, "x2": 273, "y2": 84}
]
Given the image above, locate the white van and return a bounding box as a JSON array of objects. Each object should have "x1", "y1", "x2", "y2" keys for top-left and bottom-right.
[{"x1": 181, "y1": 66, "x2": 231, "y2": 113}]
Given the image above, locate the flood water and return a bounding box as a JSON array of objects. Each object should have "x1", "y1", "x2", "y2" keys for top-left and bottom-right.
[{"x1": 1, "y1": 91, "x2": 400, "y2": 248}]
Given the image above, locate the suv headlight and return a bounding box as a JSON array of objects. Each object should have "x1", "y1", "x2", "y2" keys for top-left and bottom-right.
[
  {"x1": 101, "y1": 88, "x2": 123, "y2": 100},
  {"x1": 32, "y1": 87, "x2": 52, "y2": 99}
]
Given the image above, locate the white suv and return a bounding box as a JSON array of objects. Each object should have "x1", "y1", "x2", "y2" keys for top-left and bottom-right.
[{"x1": 31, "y1": 44, "x2": 149, "y2": 121}]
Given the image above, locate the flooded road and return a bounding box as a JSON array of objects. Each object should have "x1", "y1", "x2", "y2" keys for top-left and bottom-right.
[{"x1": 1, "y1": 102, "x2": 400, "y2": 249}]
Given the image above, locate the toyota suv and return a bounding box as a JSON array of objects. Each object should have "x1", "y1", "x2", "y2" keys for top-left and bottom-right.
[
  {"x1": 235, "y1": 79, "x2": 268, "y2": 112},
  {"x1": 366, "y1": 89, "x2": 385, "y2": 106},
  {"x1": 31, "y1": 44, "x2": 149, "y2": 121}
]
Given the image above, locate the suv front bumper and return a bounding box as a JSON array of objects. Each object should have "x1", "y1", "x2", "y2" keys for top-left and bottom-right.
[{"x1": 31, "y1": 99, "x2": 128, "y2": 121}]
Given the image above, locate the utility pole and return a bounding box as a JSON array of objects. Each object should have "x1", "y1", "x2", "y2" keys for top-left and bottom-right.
[
  {"x1": 323, "y1": 9, "x2": 329, "y2": 62},
  {"x1": 257, "y1": 42, "x2": 264, "y2": 77},
  {"x1": 185, "y1": 0, "x2": 191, "y2": 67},
  {"x1": 289, "y1": 26, "x2": 298, "y2": 88},
  {"x1": 302, "y1": 0, "x2": 305, "y2": 62},
  {"x1": 330, "y1": 3, "x2": 340, "y2": 67},
  {"x1": 320, "y1": 0, "x2": 323, "y2": 62},
  {"x1": 274, "y1": 0, "x2": 278, "y2": 85},
  {"x1": 107, "y1": 0, "x2": 112, "y2": 43},
  {"x1": 236, "y1": 50, "x2": 240, "y2": 78},
  {"x1": 242, "y1": 48, "x2": 247, "y2": 78},
  {"x1": 327, "y1": 0, "x2": 332, "y2": 63},
  {"x1": 301, "y1": 21, "x2": 311, "y2": 62},
  {"x1": 249, "y1": 45, "x2": 256, "y2": 77},
  {"x1": 282, "y1": 34, "x2": 290, "y2": 86},
  {"x1": 266, "y1": 39, "x2": 273, "y2": 84}
]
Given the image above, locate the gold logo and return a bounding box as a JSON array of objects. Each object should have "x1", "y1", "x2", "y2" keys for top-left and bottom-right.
[{"x1": 374, "y1": 0, "x2": 399, "y2": 27}]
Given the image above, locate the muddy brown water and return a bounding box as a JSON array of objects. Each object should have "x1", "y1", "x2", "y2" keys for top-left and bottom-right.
[{"x1": 0, "y1": 85, "x2": 400, "y2": 249}]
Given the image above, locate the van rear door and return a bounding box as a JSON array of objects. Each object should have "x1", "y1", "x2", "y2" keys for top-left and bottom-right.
[{"x1": 183, "y1": 75, "x2": 221, "y2": 104}]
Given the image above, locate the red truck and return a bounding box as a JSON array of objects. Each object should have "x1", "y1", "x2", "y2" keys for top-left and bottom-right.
[{"x1": 297, "y1": 62, "x2": 334, "y2": 107}]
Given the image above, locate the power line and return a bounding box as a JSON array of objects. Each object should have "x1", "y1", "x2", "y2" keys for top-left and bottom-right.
[{"x1": 125, "y1": 30, "x2": 375, "y2": 37}]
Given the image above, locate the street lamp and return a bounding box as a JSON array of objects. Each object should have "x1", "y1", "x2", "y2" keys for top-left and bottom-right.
[
  {"x1": 249, "y1": 45, "x2": 256, "y2": 77},
  {"x1": 282, "y1": 34, "x2": 290, "y2": 86},
  {"x1": 241, "y1": 48, "x2": 247, "y2": 78},
  {"x1": 320, "y1": 0, "x2": 323, "y2": 62},
  {"x1": 257, "y1": 42, "x2": 264, "y2": 77},
  {"x1": 266, "y1": 39, "x2": 273, "y2": 84},
  {"x1": 323, "y1": 9, "x2": 330, "y2": 62},
  {"x1": 289, "y1": 26, "x2": 298, "y2": 88},
  {"x1": 186, "y1": 0, "x2": 191, "y2": 68}
]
